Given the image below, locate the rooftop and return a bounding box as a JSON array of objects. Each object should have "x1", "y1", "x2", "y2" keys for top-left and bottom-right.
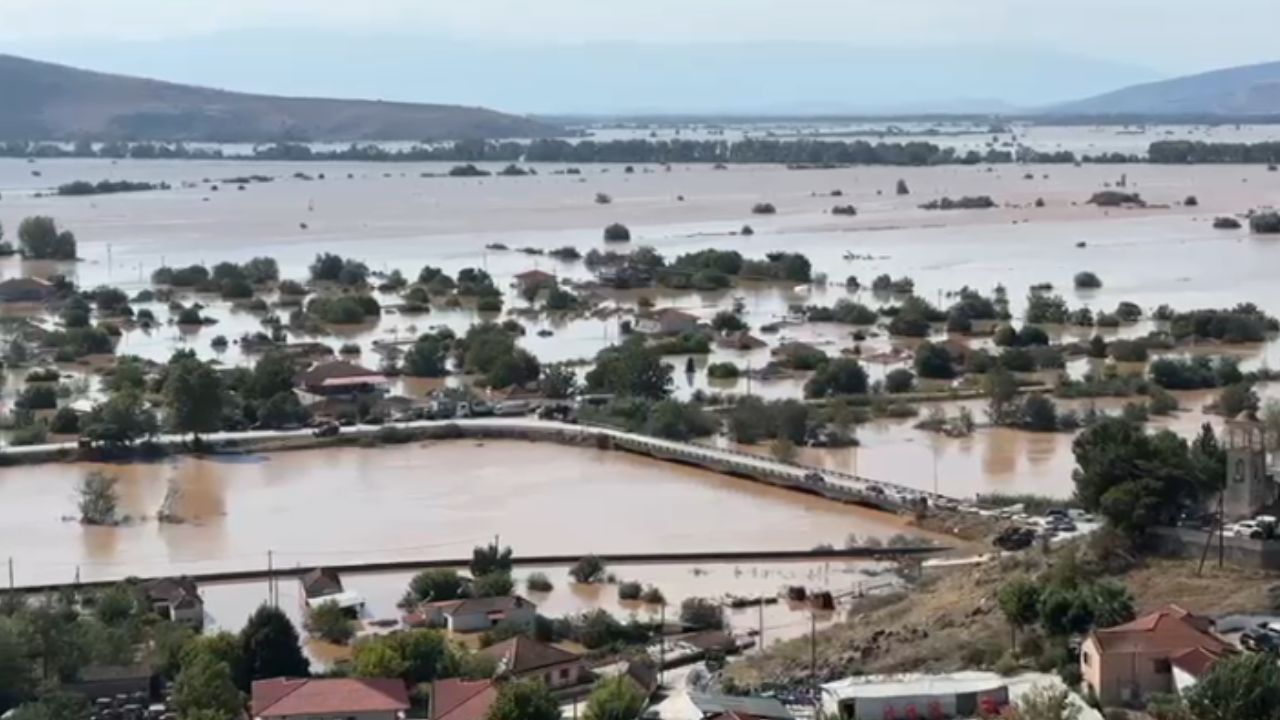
[
  {"x1": 823, "y1": 671, "x2": 1008, "y2": 700},
  {"x1": 479, "y1": 636, "x2": 580, "y2": 675},
  {"x1": 688, "y1": 693, "x2": 792, "y2": 720},
  {"x1": 295, "y1": 360, "x2": 387, "y2": 388},
  {"x1": 431, "y1": 678, "x2": 497, "y2": 720},
  {"x1": 425, "y1": 595, "x2": 534, "y2": 617},
  {"x1": 299, "y1": 567, "x2": 343, "y2": 598},
  {"x1": 514, "y1": 269, "x2": 556, "y2": 281},
  {"x1": 252, "y1": 677, "x2": 409, "y2": 717},
  {"x1": 1090, "y1": 605, "x2": 1229, "y2": 655}
]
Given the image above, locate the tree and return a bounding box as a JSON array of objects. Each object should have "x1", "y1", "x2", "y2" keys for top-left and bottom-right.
[
  {"x1": 472, "y1": 542, "x2": 514, "y2": 578},
  {"x1": 403, "y1": 337, "x2": 448, "y2": 377},
  {"x1": 486, "y1": 679, "x2": 560, "y2": 720},
  {"x1": 17, "y1": 217, "x2": 77, "y2": 260},
  {"x1": 804, "y1": 358, "x2": 868, "y2": 398},
  {"x1": 240, "y1": 605, "x2": 309, "y2": 681},
  {"x1": 93, "y1": 584, "x2": 137, "y2": 625},
  {"x1": 248, "y1": 351, "x2": 297, "y2": 400},
  {"x1": 539, "y1": 364, "x2": 578, "y2": 399},
  {"x1": 1073, "y1": 417, "x2": 1201, "y2": 535},
  {"x1": 1186, "y1": 653, "x2": 1280, "y2": 720},
  {"x1": 305, "y1": 601, "x2": 354, "y2": 644},
  {"x1": 570, "y1": 556, "x2": 606, "y2": 584},
  {"x1": 711, "y1": 311, "x2": 747, "y2": 333},
  {"x1": 407, "y1": 569, "x2": 465, "y2": 603},
  {"x1": 1073, "y1": 271, "x2": 1102, "y2": 289},
  {"x1": 183, "y1": 632, "x2": 248, "y2": 691},
  {"x1": 997, "y1": 576, "x2": 1041, "y2": 648},
  {"x1": 0, "y1": 620, "x2": 34, "y2": 713},
  {"x1": 164, "y1": 358, "x2": 225, "y2": 438},
  {"x1": 77, "y1": 471, "x2": 119, "y2": 525},
  {"x1": 351, "y1": 639, "x2": 410, "y2": 680},
  {"x1": 585, "y1": 338, "x2": 672, "y2": 399},
  {"x1": 896, "y1": 179, "x2": 910, "y2": 195},
  {"x1": 680, "y1": 598, "x2": 724, "y2": 630},
  {"x1": 82, "y1": 390, "x2": 158, "y2": 448},
  {"x1": 913, "y1": 341, "x2": 955, "y2": 379},
  {"x1": 1088, "y1": 581, "x2": 1135, "y2": 628},
  {"x1": 602, "y1": 223, "x2": 631, "y2": 242},
  {"x1": 171, "y1": 649, "x2": 243, "y2": 720},
  {"x1": 1002, "y1": 684, "x2": 1080, "y2": 720},
  {"x1": 256, "y1": 392, "x2": 309, "y2": 430},
  {"x1": 472, "y1": 573, "x2": 515, "y2": 598},
  {"x1": 985, "y1": 366, "x2": 1019, "y2": 425},
  {"x1": 583, "y1": 675, "x2": 647, "y2": 720}
]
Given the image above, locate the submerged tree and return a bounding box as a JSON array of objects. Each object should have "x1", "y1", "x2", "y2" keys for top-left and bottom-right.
[{"x1": 77, "y1": 471, "x2": 119, "y2": 525}]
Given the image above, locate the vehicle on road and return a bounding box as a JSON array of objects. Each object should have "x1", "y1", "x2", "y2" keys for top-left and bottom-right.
[{"x1": 312, "y1": 422, "x2": 340, "y2": 438}]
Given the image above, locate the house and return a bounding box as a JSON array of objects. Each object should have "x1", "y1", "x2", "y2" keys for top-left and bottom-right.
[
  {"x1": 294, "y1": 360, "x2": 388, "y2": 399},
  {"x1": 409, "y1": 595, "x2": 537, "y2": 633},
  {"x1": 479, "y1": 636, "x2": 586, "y2": 689},
  {"x1": 64, "y1": 663, "x2": 154, "y2": 701},
  {"x1": 614, "y1": 659, "x2": 659, "y2": 700},
  {"x1": 514, "y1": 269, "x2": 558, "y2": 295},
  {"x1": 251, "y1": 677, "x2": 410, "y2": 720},
  {"x1": 0, "y1": 277, "x2": 55, "y2": 304},
  {"x1": 715, "y1": 331, "x2": 767, "y2": 351},
  {"x1": 1080, "y1": 605, "x2": 1231, "y2": 705},
  {"x1": 138, "y1": 577, "x2": 204, "y2": 630},
  {"x1": 300, "y1": 568, "x2": 344, "y2": 600},
  {"x1": 430, "y1": 678, "x2": 498, "y2": 720},
  {"x1": 636, "y1": 308, "x2": 700, "y2": 336}
]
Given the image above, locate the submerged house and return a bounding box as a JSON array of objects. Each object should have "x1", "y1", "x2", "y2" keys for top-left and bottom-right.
[
  {"x1": 294, "y1": 360, "x2": 388, "y2": 401},
  {"x1": 513, "y1": 269, "x2": 558, "y2": 295},
  {"x1": 300, "y1": 567, "x2": 364, "y2": 616},
  {"x1": 407, "y1": 595, "x2": 537, "y2": 634},
  {"x1": 0, "y1": 277, "x2": 55, "y2": 304},
  {"x1": 479, "y1": 637, "x2": 586, "y2": 689},
  {"x1": 138, "y1": 577, "x2": 204, "y2": 630},
  {"x1": 635, "y1": 308, "x2": 700, "y2": 336}
]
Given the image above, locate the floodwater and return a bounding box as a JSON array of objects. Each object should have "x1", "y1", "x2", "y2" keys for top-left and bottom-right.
[
  {"x1": 4, "y1": 144, "x2": 1280, "y2": 558},
  {"x1": 0, "y1": 440, "x2": 922, "y2": 588}
]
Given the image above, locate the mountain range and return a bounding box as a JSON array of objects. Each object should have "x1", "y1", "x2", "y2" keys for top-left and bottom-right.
[
  {"x1": 0, "y1": 54, "x2": 558, "y2": 142},
  {"x1": 2, "y1": 46, "x2": 1280, "y2": 143},
  {"x1": 1049, "y1": 60, "x2": 1280, "y2": 116}
]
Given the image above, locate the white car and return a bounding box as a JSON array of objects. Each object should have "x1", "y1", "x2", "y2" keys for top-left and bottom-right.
[{"x1": 1228, "y1": 521, "x2": 1263, "y2": 539}]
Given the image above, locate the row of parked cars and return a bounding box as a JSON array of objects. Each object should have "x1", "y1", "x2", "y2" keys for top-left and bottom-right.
[{"x1": 1225, "y1": 515, "x2": 1279, "y2": 540}]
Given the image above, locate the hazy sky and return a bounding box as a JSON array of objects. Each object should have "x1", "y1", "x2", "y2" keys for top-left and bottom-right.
[{"x1": 1, "y1": 0, "x2": 1277, "y2": 75}]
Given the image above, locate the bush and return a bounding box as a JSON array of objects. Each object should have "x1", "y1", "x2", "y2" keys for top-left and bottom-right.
[
  {"x1": 918, "y1": 195, "x2": 997, "y2": 210},
  {"x1": 1251, "y1": 212, "x2": 1280, "y2": 234},
  {"x1": 1214, "y1": 216, "x2": 1242, "y2": 230},
  {"x1": 25, "y1": 367, "x2": 60, "y2": 382},
  {"x1": 1148, "y1": 387, "x2": 1179, "y2": 415},
  {"x1": 896, "y1": 179, "x2": 909, "y2": 195},
  {"x1": 603, "y1": 223, "x2": 631, "y2": 242},
  {"x1": 526, "y1": 573, "x2": 554, "y2": 593},
  {"x1": 751, "y1": 202, "x2": 777, "y2": 215},
  {"x1": 914, "y1": 342, "x2": 955, "y2": 380},
  {"x1": 306, "y1": 600, "x2": 355, "y2": 644},
  {"x1": 49, "y1": 406, "x2": 80, "y2": 434},
  {"x1": 640, "y1": 586, "x2": 666, "y2": 605},
  {"x1": 570, "y1": 555, "x2": 606, "y2": 584},
  {"x1": 1088, "y1": 191, "x2": 1144, "y2": 207},
  {"x1": 176, "y1": 307, "x2": 205, "y2": 325},
  {"x1": 885, "y1": 368, "x2": 916, "y2": 393},
  {"x1": 831, "y1": 204, "x2": 857, "y2": 216},
  {"x1": 707, "y1": 362, "x2": 740, "y2": 380},
  {"x1": 680, "y1": 597, "x2": 725, "y2": 630},
  {"x1": 16, "y1": 384, "x2": 58, "y2": 410},
  {"x1": 618, "y1": 581, "x2": 643, "y2": 601},
  {"x1": 805, "y1": 358, "x2": 869, "y2": 398},
  {"x1": 1074, "y1": 271, "x2": 1102, "y2": 289}
]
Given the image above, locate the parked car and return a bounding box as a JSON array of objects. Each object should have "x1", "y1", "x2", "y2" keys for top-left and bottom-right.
[
  {"x1": 494, "y1": 400, "x2": 532, "y2": 417},
  {"x1": 312, "y1": 421, "x2": 340, "y2": 438},
  {"x1": 1229, "y1": 521, "x2": 1265, "y2": 539},
  {"x1": 1243, "y1": 626, "x2": 1279, "y2": 653}
]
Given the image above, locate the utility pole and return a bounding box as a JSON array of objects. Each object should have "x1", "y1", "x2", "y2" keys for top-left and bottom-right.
[
  {"x1": 7, "y1": 557, "x2": 12, "y2": 592},
  {"x1": 810, "y1": 613, "x2": 818, "y2": 709},
  {"x1": 267, "y1": 550, "x2": 275, "y2": 607},
  {"x1": 658, "y1": 603, "x2": 666, "y2": 687},
  {"x1": 758, "y1": 601, "x2": 765, "y2": 654}
]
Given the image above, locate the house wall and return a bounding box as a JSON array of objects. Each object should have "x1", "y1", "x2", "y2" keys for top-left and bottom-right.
[
  {"x1": 447, "y1": 605, "x2": 535, "y2": 633},
  {"x1": 1083, "y1": 641, "x2": 1176, "y2": 706},
  {"x1": 523, "y1": 660, "x2": 586, "y2": 690},
  {"x1": 162, "y1": 602, "x2": 204, "y2": 630}
]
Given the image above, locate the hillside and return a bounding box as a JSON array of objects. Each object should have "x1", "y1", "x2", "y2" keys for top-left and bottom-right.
[
  {"x1": 0, "y1": 54, "x2": 560, "y2": 142},
  {"x1": 1050, "y1": 60, "x2": 1280, "y2": 116}
]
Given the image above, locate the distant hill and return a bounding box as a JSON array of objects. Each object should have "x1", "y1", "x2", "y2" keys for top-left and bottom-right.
[
  {"x1": 0, "y1": 54, "x2": 560, "y2": 142},
  {"x1": 1050, "y1": 61, "x2": 1280, "y2": 116}
]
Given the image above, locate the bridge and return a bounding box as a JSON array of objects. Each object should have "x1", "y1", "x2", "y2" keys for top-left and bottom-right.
[{"x1": 1, "y1": 417, "x2": 971, "y2": 515}]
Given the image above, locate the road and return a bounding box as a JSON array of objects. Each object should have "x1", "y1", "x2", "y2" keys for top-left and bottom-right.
[{"x1": 0, "y1": 416, "x2": 971, "y2": 510}]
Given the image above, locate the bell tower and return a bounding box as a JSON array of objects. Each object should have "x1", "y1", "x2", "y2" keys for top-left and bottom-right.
[{"x1": 1225, "y1": 416, "x2": 1272, "y2": 520}]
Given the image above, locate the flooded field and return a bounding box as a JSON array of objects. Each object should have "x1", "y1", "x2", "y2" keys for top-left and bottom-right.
[
  {"x1": 0, "y1": 440, "x2": 921, "y2": 588},
  {"x1": 3, "y1": 144, "x2": 1280, "y2": 564}
]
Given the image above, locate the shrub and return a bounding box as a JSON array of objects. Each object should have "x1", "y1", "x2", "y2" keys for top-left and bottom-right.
[
  {"x1": 49, "y1": 406, "x2": 80, "y2": 434},
  {"x1": 896, "y1": 179, "x2": 910, "y2": 195},
  {"x1": 526, "y1": 573, "x2": 554, "y2": 593},
  {"x1": 751, "y1": 202, "x2": 777, "y2": 215},
  {"x1": 25, "y1": 367, "x2": 60, "y2": 382},
  {"x1": 805, "y1": 358, "x2": 869, "y2": 398},
  {"x1": 680, "y1": 597, "x2": 725, "y2": 630},
  {"x1": 16, "y1": 384, "x2": 58, "y2": 410},
  {"x1": 618, "y1": 581, "x2": 643, "y2": 601},
  {"x1": 707, "y1": 362, "x2": 740, "y2": 380},
  {"x1": 1074, "y1": 271, "x2": 1102, "y2": 289},
  {"x1": 914, "y1": 342, "x2": 955, "y2": 380},
  {"x1": 1213, "y1": 216, "x2": 1242, "y2": 230},
  {"x1": 831, "y1": 205, "x2": 857, "y2": 216},
  {"x1": 570, "y1": 555, "x2": 606, "y2": 584},
  {"x1": 885, "y1": 368, "x2": 916, "y2": 393},
  {"x1": 176, "y1": 307, "x2": 204, "y2": 325},
  {"x1": 1184, "y1": 195, "x2": 1198, "y2": 207},
  {"x1": 918, "y1": 195, "x2": 997, "y2": 210},
  {"x1": 1088, "y1": 191, "x2": 1144, "y2": 207},
  {"x1": 1249, "y1": 212, "x2": 1280, "y2": 233},
  {"x1": 603, "y1": 223, "x2": 631, "y2": 242},
  {"x1": 640, "y1": 586, "x2": 666, "y2": 605}
]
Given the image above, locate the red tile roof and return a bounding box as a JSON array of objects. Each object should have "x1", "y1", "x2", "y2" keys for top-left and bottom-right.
[
  {"x1": 479, "y1": 636, "x2": 580, "y2": 675},
  {"x1": 431, "y1": 678, "x2": 497, "y2": 720},
  {"x1": 252, "y1": 677, "x2": 409, "y2": 717},
  {"x1": 514, "y1": 269, "x2": 556, "y2": 282},
  {"x1": 1171, "y1": 646, "x2": 1226, "y2": 678},
  {"x1": 1090, "y1": 605, "x2": 1229, "y2": 655}
]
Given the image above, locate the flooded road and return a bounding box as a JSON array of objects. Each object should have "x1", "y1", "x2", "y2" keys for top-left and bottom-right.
[{"x1": 0, "y1": 440, "x2": 921, "y2": 588}]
